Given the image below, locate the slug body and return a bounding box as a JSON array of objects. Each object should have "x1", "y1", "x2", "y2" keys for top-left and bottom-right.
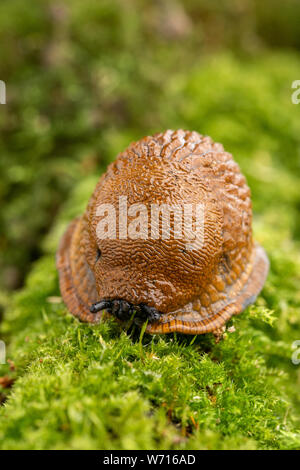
[{"x1": 57, "y1": 130, "x2": 269, "y2": 334}]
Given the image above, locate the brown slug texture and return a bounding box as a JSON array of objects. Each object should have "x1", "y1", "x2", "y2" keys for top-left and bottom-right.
[{"x1": 57, "y1": 130, "x2": 269, "y2": 334}]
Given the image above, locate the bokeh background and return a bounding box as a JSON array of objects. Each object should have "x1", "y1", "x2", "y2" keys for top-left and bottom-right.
[
  {"x1": 0, "y1": 0, "x2": 300, "y2": 450},
  {"x1": 1, "y1": 0, "x2": 300, "y2": 292}
]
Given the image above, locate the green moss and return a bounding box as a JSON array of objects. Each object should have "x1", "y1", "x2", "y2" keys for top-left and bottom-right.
[{"x1": 0, "y1": 241, "x2": 299, "y2": 449}]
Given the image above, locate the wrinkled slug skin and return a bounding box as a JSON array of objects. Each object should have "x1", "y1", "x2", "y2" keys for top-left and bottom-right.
[{"x1": 57, "y1": 130, "x2": 269, "y2": 334}]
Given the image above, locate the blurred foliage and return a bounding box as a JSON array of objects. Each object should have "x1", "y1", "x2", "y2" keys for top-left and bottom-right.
[
  {"x1": 0, "y1": 0, "x2": 300, "y2": 451},
  {"x1": 1, "y1": 0, "x2": 300, "y2": 289}
]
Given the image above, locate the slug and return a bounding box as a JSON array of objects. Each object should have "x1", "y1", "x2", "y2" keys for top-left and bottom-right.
[{"x1": 56, "y1": 129, "x2": 269, "y2": 336}]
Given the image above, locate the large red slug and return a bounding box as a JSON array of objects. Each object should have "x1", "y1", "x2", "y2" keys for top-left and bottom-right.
[{"x1": 56, "y1": 130, "x2": 269, "y2": 336}]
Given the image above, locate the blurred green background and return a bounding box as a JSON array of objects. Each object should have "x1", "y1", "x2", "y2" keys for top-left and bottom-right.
[
  {"x1": 0, "y1": 0, "x2": 299, "y2": 292},
  {"x1": 0, "y1": 0, "x2": 300, "y2": 451}
]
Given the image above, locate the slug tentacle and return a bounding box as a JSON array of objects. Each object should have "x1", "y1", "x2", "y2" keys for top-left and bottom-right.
[
  {"x1": 90, "y1": 300, "x2": 112, "y2": 314},
  {"x1": 90, "y1": 299, "x2": 162, "y2": 323},
  {"x1": 139, "y1": 304, "x2": 161, "y2": 322}
]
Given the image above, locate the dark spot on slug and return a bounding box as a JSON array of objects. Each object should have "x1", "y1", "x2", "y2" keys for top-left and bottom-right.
[{"x1": 95, "y1": 248, "x2": 102, "y2": 263}]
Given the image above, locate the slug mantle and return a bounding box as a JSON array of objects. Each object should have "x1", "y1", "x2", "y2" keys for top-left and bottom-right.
[{"x1": 56, "y1": 129, "x2": 269, "y2": 335}]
